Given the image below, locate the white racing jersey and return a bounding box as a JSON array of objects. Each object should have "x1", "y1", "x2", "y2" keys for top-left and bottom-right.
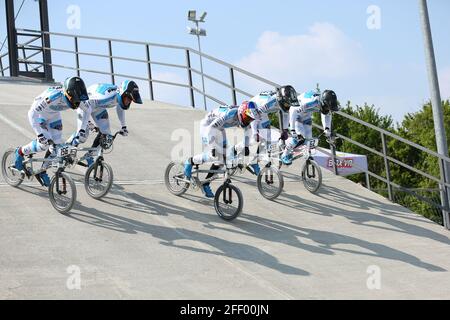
[
  {"x1": 290, "y1": 91, "x2": 332, "y2": 132},
  {"x1": 29, "y1": 86, "x2": 90, "y2": 135},
  {"x1": 82, "y1": 83, "x2": 127, "y2": 128}
]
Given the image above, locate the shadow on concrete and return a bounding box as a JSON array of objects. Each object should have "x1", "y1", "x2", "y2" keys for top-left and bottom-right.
[
  {"x1": 276, "y1": 189, "x2": 450, "y2": 247},
  {"x1": 67, "y1": 186, "x2": 309, "y2": 276}
]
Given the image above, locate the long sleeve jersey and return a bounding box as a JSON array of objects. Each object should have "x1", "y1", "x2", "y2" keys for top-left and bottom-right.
[
  {"x1": 29, "y1": 86, "x2": 90, "y2": 135},
  {"x1": 83, "y1": 83, "x2": 127, "y2": 128}
]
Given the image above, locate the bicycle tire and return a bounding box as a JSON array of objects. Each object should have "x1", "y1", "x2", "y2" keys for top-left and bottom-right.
[
  {"x1": 257, "y1": 166, "x2": 284, "y2": 200},
  {"x1": 85, "y1": 161, "x2": 114, "y2": 199},
  {"x1": 214, "y1": 183, "x2": 244, "y2": 221},
  {"x1": 1, "y1": 148, "x2": 24, "y2": 187},
  {"x1": 301, "y1": 160, "x2": 322, "y2": 194},
  {"x1": 164, "y1": 162, "x2": 189, "y2": 196},
  {"x1": 49, "y1": 172, "x2": 77, "y2": 214}
]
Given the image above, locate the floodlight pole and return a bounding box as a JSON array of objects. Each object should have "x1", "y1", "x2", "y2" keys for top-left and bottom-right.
[
  {"x1": 195, "y1": 20, "x2": 207, "y2": 111},
  {"x1": 419, "y1": 0, "x2": 450, "y2": 229}
]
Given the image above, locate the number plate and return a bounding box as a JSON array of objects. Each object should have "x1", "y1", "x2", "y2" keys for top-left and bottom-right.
[{"x1": 57, "y1": 145, "x2": 77, "y2": 158}]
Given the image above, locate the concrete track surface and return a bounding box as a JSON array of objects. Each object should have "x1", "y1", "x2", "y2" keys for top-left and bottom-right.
[{"x1": 0, "y1": 81, "x2": 449, "y2": 299}]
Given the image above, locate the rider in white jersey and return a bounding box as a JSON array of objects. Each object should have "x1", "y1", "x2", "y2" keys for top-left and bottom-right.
[
  {"x1": 14, "y1": 77, "x2": 90, "y2": 186},
  {"x1": 235, "y1": 85, "x2": 300, "y2": 174},
  {"x1": 68, "y1": 80, "x2": 143, "y2": 166},
  {"x1": 281, "y1": 90, "x2": 339, "y2": 165},
  {"x1": 184, "y1": 101, "x2": 257, "y2": 198}
]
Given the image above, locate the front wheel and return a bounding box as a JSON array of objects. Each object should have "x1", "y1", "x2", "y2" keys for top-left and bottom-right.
[
  {"x1": 257, "y1": 165, "x2": 284, "y2": 200},
  {"x1": 49, "y1": 172, "x2": 77, "y2": 214},
  {"x1": 1, "y1": 148, "x2": 24, "y2": 187},
  {"x1": 165, "y1": 162, "x2": 189, "y2": 196},
  {"x1": 214, "y1": 183, "x2": 243, "y2": 221},
  {"x1": 301, "y1": 159, "x2": 322, "y2": 194},
  {"x1": 85, "y1": 161, "x2": 114, "y2": 199}
]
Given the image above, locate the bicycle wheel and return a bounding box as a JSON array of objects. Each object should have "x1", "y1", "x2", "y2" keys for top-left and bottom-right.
[
  {"x1": 257, "y1": 165, "x2": 284, "y2": 200},
  {"x1": 164, "y1": 162, "x2": 189, "y2": 196},
  {"x1": 214, "y1": 183, "x2": 244, "y2": 221},
  {"x1": 1, "y1": 148, "x2": 24, "y2": 187},
  {"x1": 49, "y1": 172, "x2": 77, "y2": 214},
  {"x1": 301, "y1": 159, "x2": 322, "y2": 194},
  {"x1": 85, "y1": 161, "x2": 114, "y2": 199}
]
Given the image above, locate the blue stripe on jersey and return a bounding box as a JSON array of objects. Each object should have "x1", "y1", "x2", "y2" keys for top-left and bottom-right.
[
  {"x1": 96, "y1": 84, "x2": 117, "y2": 95},
  {"x1": 31, "y1": 140, "x2": 38, "y2": 153},
  {"x1": 303, "y1": 91, "x2": 315, "y2": 99},
  {"x1": 49, "y1": 120, "x2": 63, "y2": 131},
  {"x1": 46, "y1": 90, "x2": 62, "y2": 103},
  {"x1": 95, "y1": 110, "x2": 109, "y2": 121}
]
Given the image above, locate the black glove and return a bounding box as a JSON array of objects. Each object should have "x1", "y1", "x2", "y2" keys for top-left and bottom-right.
[
  {"x1": 37, "y1": 134, "x2": 49, "y2": 146},
  {"x1": 280, "y1": 129, "x2": 289, "y2": 141}
]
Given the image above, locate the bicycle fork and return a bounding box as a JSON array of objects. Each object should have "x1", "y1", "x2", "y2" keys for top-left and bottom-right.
[{"x1": 222, "y1": 179, "x2": 233, "y2": 205}]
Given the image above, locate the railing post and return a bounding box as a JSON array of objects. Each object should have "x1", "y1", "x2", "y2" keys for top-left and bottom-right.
[
  {"x1": 330, "y1": 141, "x2": 339, "y2": 176},
  {"x1": 366, "y1": 172, "x2": 371, "y2": 191},
  {"x1": 381, "y1": 132, "x2": 393, "y2": 201},
  {"x1": 0, "y1": 55, "x2": 4, "y2": 76},
  {"x1": 74, "y1": 37, "x2": 80, "y2": 77},
  {"x1": 438, "y1": 158, "x2": 450, "y2": 229},
  {"x1": 146, "y1": 45, "x2": 154, "y2": 101},
  {"x1": 186, "y1": 50, "x2": 195, "y2": 108},
  {"x1": 230, "y1": 68, "x2": 237, "y2": 106},
  {"x1": 108, "y1": 40, "x2": 115, "y2": 84}
]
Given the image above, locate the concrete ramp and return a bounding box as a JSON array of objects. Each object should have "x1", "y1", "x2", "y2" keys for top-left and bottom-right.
[{"x1": 0, "y1": 81, "x2": 449, "y2": 299}]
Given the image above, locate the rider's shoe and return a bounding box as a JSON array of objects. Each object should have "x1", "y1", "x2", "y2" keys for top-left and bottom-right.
[
  {"x1": 184, "y1": 160, "x2": 193, "y2": 180},
  {"x1": 281, "y1": 154, "x2": 293, "y2": 166},
  {"x1": 14, "y1": 148, "x2": 24, "y2": 171},
  {"x1": 202, "y1": 184, "x2": 215, "y2": 198},
  {"x1": 250, "y1": 163, "x2": 261, "y2": 176},
  {"x1": 38, "y1": 172, "x2": 51, "y2": 187}
]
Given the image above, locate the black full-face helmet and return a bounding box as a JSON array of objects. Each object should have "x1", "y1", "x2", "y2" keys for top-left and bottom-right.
[
  {"x1": 321, "y1": 90, "x2": 339, "y2": 114},
  {"x1": 119, "y1": 80, "x2": 143, "y2": 110},
  {"x1": 276, "y1": 85, "x2": 299, "y2": 112},
  {"x1": 64, "y1": 77, "x2": 89, "y2": 109}
]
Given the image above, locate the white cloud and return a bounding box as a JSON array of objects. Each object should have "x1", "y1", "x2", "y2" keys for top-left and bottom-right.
[
  {"x1": 237, "y1": 23, "x2": 367, "y2": 90},
  {"x1": 439, "y1": 67, "x2": 450, "y2": 99}
]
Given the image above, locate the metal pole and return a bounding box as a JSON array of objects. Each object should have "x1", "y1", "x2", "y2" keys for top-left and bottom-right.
[
  {"x1": 366, "y1": 172, "x2": 371, "y2": 191},
  {"x1": 230, "y1": 67, "x2": 237, "y2": 106},
  {"x1": 186, "y1": 49, "x2": 195, "y2": 108},
  {"x1": 74, "y1": 37, "x2": 80, "y2": 77},
  {"x1": 39, "y1": 0, "x2": 53, "y2": 82},
  {"x1": 330, "y1": 142, "x2": 339, "y2": 176},
  {"x1": 108, "y1": 40, "x2": 115, "y2": 84},
  {"x1": 419, "y1": 0, "x2": 450, "y2": 229},
  {"x1": 439, "y1": 158, "x2": 450, "y2": 226},
  {"x1": 5, "y1": 0, "x2": 19, "y2": 77},
  {"x1": 0, "y1": 55, "x2": 4, "y2": 76},
  {"x1": 381, "y1": 132, "x2": 394, "y2": 201},
  {"x1": 196, "y1": 21, "x2": 207, "y2": 111},
  {"x1": 146, "y1": 45, "x2": 154, "y2": 101}
]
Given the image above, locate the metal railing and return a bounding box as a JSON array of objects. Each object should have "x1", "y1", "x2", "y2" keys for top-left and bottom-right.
[
  {"x1": 0, "y1": 52, "x2": 9, "y2": 76},
  {"x1": 2, "y1": 28, "x2": 449, "y2": 229}
]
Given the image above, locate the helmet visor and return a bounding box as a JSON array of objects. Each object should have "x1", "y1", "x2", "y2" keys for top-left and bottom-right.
[
  {"x1": 241, "y1": 109, "x2": 255, "y2": 127},
  {"x1": 130, "y1": 89, "x2": 143, "y2": 104}
]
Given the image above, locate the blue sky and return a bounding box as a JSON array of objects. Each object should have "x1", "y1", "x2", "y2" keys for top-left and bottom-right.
[{"x1": 1, "y1": 0, "x2": 450, "y2": 122}]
